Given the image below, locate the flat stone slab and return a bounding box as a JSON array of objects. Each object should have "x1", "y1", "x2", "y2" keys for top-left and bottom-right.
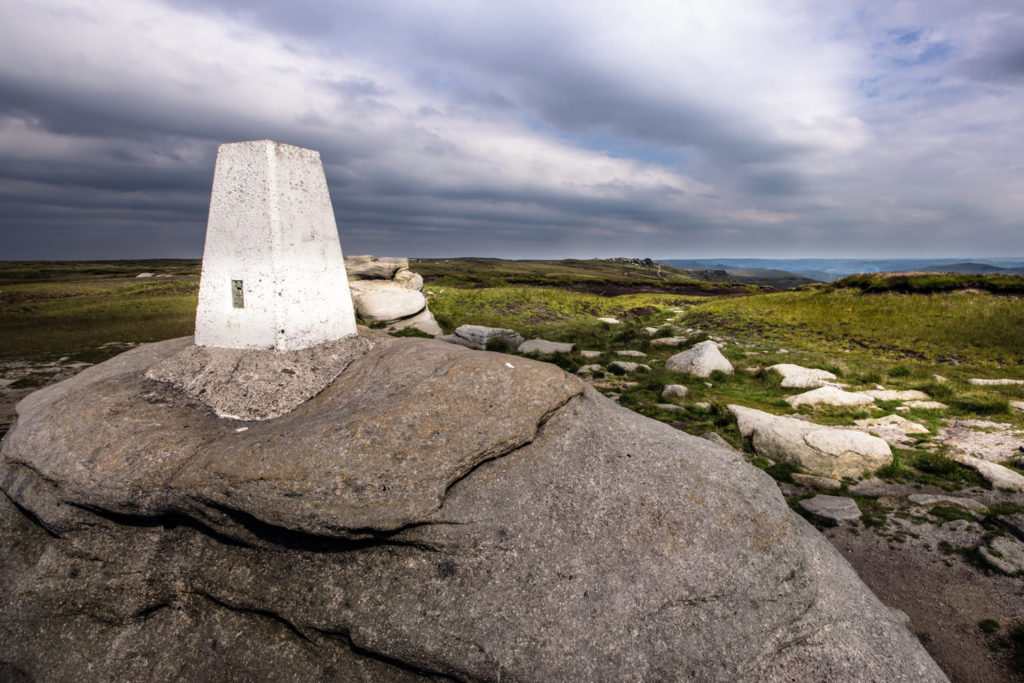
[
  {"x1": 907, "y1": 494, "x2": 987, "y2": 514},
  {"x1": 579, "y1": 350, "x2": 603, "y2": 359},
  {"x1": 146, "y1": 336, "x2": 373, "y2": 420},
  {"x1": 855, "y1": 415, "x2": 929, "y2": 447},
  {"x1": 969, "y1": 378, "x2": 1024, "y2": 386},
  {"x1": 650, "y1": 337, "x2": 689, "y2": 348},
  {"x1": 792, "y1": 473, "x2": 842, "y2": 491},
  {"x1": 800, "y1": 495, "x2": 862, "y2": 524},
  {"x1": 615, "y1": 350, "x2": 647, "y2": 358},
  {"x1": 939, "y1": 419, "x2": 1024, "y2": 464},
  {"x1": 446, "y1": 324, "x2": 524, "y2": 351}
]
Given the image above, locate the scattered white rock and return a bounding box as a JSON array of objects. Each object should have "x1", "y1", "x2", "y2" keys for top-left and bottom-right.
[
  {"x1": 730, "y1": 405, "x2": 892, "y2": 479},
  {"x1": 691, "y1": 402, "x2": 712, "y2": 412},
  {"x1": 906, "y1": 494, "x2": 987, "y2": 514},
  {"x1": 768, "y1": 364, "x2": 839, "y2": 389},
  {"x1": 643, "y1": 327, "x2": 660, "y2": 336},
  {"x1": 785, "y1": 386, "x2": 875, "y2": 409},
  {"x1": 969, "y1": 378, "x2": 1024, "y2": 386},
  {"x1": 518, "y1": 339, "x2": 575, "y2": 355},
  {"x1": 854, "y1": 415, "x2": 929, "y2": 448},
  {"x1": 609, "y1": 361, "x2": 650, "y2": 374},
  {"x1": 579, "y1": 350, "x2": 603, "y2": 359},
  {"x1": 979, "y1": 536, "x2": 1024, "y2": 575},
  {"x1": 597, "y1": 317, "x2": 620, "y2": 325},
  {"x1": 349, "y1": 281, "x2": 427, "y2": 322},
  {"x1": 616, "y1": 350, "x2": 647, "y2": 358},
  {"x1": 656, "y1": 403, "x2": 685, "y2": 413},
  {"x1": 444, "y1": 325, "x2": 524, "y2": 351},
  {"x1": 948, "y1": 452, "x2": 1024, "y2": 492},
  {"x1": 576, "y1": 364, "x2": 604, "y2": 376},
  {"x1": 863, "y1": 389, "x2": 930, "y2": 402},
  {"x1": 799, "y1": 495, "x2": 862, "y2": 524},
  {"x1": 933, "y1": 375, "x2": 948, "y2": 384},
  {"x1": 135, "y1": 272, "x2": 155, "y2": 278},
  {"x1": 1013, "y1": 401, "x2": 1024, "y2": 413},
  {"x1": 650, "y1": 337, "x2": 689, "y2": 348},
  {"x1": 791, "y1": 473, "x2": 843, "y2": 491},
  {"x1": 666, "y1": 341, "x2": 733, "y2": 378},
  {"x1": 661, "y1": 384, "x2": 689, "y2": 400}
]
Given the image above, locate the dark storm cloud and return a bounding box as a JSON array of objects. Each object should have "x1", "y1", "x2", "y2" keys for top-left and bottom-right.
[{"x1": 0, "y1": 1, "x2": 1022, "y2": 259}]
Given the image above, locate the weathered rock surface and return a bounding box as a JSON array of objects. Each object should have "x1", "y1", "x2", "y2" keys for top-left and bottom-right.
[
  {"x1": 854, "y1": 415, "x2": 929, "y2": 448},
  {"x1": 146, "y1": 336, "x2": 373, "y2": 420},
  {"x1": 791, "y1": 473, "x2": 842, "y2": 491},
  {"x1": 615, "y1": 350, "x2": 647, "y2": 358},
  {"x1": 898, "y1": 400, "x2": 948, "y2": 412},
  {"x1": 349, "y1": 280, "x2": 427, "y2": 322},
  {"x1": 979, "y1": 536, "x2": 1024, "y2": 575},
  {"x1": 443, "y1": 324, "x2": 524, "y2": 351},
  {"x1": 576, "y1": 364, "x2": 604, "y2": 376},
  {"x1": 661, "y1": 384, "x2": 688, "y2": 400},
  {"x1": 0, "y1": 338, "x2": 946, "y2": 682},
  {"x1": 393, "y1": 268, "x2": 424, "y2": 291},
  {"x1": 518, "y1": 339, "x2": 574, "y2": 355},
  {"x1": 666, "y1": 340, "x2": 734, "y2": 378},
  {"x1": 906, "y1": 494, "x2": 987, "y2": 514},
  {"x1": 939, "y1": 419, "x2": 1024, "y2": 464},
  {"x1": 730, "y1": 405, "x2": 893, "y2": 479},
  {"x1": 768, "y1": 364, "x2": 838, "y2": 389},
  {"x1": 799, "y1": 495, "x2": 862, "y2": 524},
  {"x1": 785, "y1": 386, "x2": 875, "y2": 409}
]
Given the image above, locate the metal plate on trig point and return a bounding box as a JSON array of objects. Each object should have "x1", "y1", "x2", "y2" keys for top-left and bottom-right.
[{"x1": 231, "y1": 279, "x2": 245, "y2": 308}]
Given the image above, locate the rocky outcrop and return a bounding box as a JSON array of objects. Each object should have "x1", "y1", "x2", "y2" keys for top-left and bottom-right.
[
  {"x1": 854, "y1": 415, "x2": 929, "y2": 448},
  {"x1": 666, "y1": 341, "x2": 733, "y2": 378},
  {"x1": 948, "y1": 451, "x2": 1024, "y2": 492},
  {"x1": 345, "y1": 255, "x2": 441, "y2": 336},
  {"x1": 939, "y1": 419, "x2": 1024, "y2": 464},
  {"x1": 730, "y1": 405, "x2": 893, "y2": 479},
  {"x1": 0, "y1": 337, "x2": 945, "y2": 682}
]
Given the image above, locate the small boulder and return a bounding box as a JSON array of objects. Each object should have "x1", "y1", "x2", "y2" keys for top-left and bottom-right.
[
  {"x1": 650, "y1": 337, "x2": 689, "y2": 348},
  {"x1": 608, "y1": 361, "x2": 650, "y2": 374},
  {"x1": 661, "y1": 384, "x2": 689, "y2": 400},
  {"x1": 616, "y1": 350, "x2": 647, "y2": 358},
  {"x1": 349, "y1": 281, "x2": 427, "y2": 322},
  {"x1": 799, "y1": 495, "x2": 862, "y2": 524},
  {"x1": 898, "y1": 400, "x2": 948, "y2": 411},
  {"x1": 576, "y1": 364, "x2": 604, "y2": 376},
  {"x1": 768, "y1": 364, "x2": 839, "y2": 389},
  {"x1": 447, "y1": 325, "x2": 524, "y2": 351},
  {"x1": 135, "y1": 272, "x2": 155, "y2": 278},
  {"x1": 579, "y1": 350, "x2": 603, "y2": 359},
  {"x1": 785, "y1": 386, "x2": 875, "y2": 409},
  {"x1": 596, "y1": 317, "x2": 620, "y2": 325},
  {"x1": 730, "y1": 405, "x2": 892, "y2": 479},
  {"x1": 518, "y1": 339, "x2": 575, "y2": 355},
  {"x1": 979, "y1": 536, "x2": 1024, "y2": 575},
  {"x1": 655, "y1": 403, "x2": 685, "y2": 413},
  {"x1": 393, "y1": 268, "x2": 424, "y2": 291},
  {"x1": 666, "y1": 341, "x2": 733, "y2": 378}
]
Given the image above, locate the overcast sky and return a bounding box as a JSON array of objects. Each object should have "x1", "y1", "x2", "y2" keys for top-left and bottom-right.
[{"x1": 2, "y1": 1, "x2": 1023, "y2": 259}]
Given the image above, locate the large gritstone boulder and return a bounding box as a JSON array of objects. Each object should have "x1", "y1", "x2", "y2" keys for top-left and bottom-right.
[
  {"x1": 0, "y1": 337, "x2": 945, "y2": 682},
  {"x1": 345, "y1": 255, "x2": 441, "y2": 336}
]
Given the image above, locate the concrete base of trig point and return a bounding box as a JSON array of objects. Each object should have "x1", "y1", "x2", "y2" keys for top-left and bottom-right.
[{"x1": 195, "y1": 140, "x2": 357, "y2": 351}]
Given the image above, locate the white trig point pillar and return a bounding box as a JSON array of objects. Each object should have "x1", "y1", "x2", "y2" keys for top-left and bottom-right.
[{"x1": 195, "y1": 140, "x2": 358, "y2": 351}]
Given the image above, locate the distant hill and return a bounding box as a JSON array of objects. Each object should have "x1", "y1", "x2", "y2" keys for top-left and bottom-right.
[{"x1": 918, "y1": 262, "x2": 1024, "y2": 275}]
